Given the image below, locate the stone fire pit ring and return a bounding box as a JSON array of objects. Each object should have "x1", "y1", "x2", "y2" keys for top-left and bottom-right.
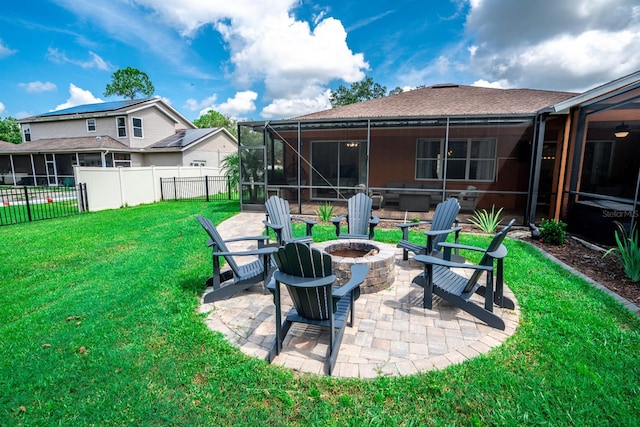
[{"x1": 313, "y1": 239, "x2": 396, "y2": 294}]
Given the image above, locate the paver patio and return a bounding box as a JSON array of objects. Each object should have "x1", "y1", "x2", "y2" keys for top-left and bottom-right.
[{"x1": 199, "y1": 212, "x2": 520, "y2": 378}]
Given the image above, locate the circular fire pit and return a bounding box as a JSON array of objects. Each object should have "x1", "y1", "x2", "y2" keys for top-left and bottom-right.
[{"x1": 313, "y1": 240, "x2": 396, "y2": 293}]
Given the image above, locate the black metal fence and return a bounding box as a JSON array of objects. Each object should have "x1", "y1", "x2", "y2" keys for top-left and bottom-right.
[
  {"x1": 160, "y1": 176, "x2": 238, "y2": 202},
  {"x1": 0, "y1": 184, "x2": 88, "y2": 226}
]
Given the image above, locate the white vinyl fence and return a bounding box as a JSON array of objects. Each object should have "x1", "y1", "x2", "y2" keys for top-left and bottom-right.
[{"x1": 75, "y1": 166, "x2": 223, "y2": 211}]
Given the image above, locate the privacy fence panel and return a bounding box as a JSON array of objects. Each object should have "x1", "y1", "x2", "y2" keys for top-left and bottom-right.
[
  {"x1": 0, "y1": 184, "x2": 88, "y2": 226},
  {"x1": 160, "y1": 176, "x2": 237, "y2": 202}
]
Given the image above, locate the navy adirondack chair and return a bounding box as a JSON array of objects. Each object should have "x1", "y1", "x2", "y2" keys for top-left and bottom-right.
[
  {"x1": 412, "y1": 219, "x2": 516, "y2": 330},
  {"x1": 197, "y1": 215, "x2": 278, "y2": 303},
  {"x1": 264, "y1": 195, "x2": 316, "y2": 246},
  {"x1": 267, "y1": 242, "x2": 369, "y2": 375},
  {"x1": 331, "y1": 193, "x2": 380, "y2": 239},
  {"x1": 397, "y1": 198, "x2": 462, "y2": 261}
]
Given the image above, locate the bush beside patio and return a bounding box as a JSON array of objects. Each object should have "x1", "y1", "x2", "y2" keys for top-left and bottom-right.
[{"x1": 1, "y1": 201, "x2": 638, "y2": 425}]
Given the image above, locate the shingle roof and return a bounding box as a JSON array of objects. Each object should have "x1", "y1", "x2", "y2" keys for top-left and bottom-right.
[
  {"x1": 294, "y1": 84, "x2": 578, "y2": 120},
  {"x1": 0, "y1": 136, "x2": 129, "y2": 153},
  {"x1": 146, "y1": 128, "x2": 222, "y2": 150}
]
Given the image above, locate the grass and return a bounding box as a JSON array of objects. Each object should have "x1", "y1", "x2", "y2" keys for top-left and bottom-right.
[{"x1": 1, "y1": 201, "x2": 639, "y2": 425}]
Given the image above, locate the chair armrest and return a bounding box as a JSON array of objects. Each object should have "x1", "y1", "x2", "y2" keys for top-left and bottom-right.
[
  {"x1": 487, "y1": 245, "x2": 508, "y2": 260},
  {"x1": 438, "y1": 242, "x2": 486, "y2": 253},
  {"x1": 213, "y1": 247, "x2": 278, "y2": 257},
  {"x1": 369, "y1": 215, "x2": 380, "y2": 226},
  {"x1": 273, "y1": 271, "x2": 337, "y2": 288},
  {"x1": 396, "y1": 221, "x2": 431, "y2": 240},
  {"x1": 424, "y1": 226, "x2": 462, "y2": 237},
  {"x1": 413, "y1": 254, "x2": 493, "y2": 272},
  {"x1": 292, "y1": 217, "x2": 317, "y2": 226},
  {"x1": 263, "y1": 220, "x2": 284, "y2": 231},
  {"x1": 331, "y1": 214, "x2": 346, "y2": 224},
  {"x1": 332, "y1": 264, "x2": 369, "y2": 298},
  {"x1": 224, "y1": 235, "x2": 271, "y2": 244}
]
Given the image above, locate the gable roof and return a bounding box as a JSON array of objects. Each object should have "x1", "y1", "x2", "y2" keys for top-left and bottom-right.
[
  {"x1": 31, "y1": 98, "x2": 151, "y2": 119},
  {"x1": 146, "y1": 128, "x2": 236, "y2": 151},
  {"x1": 294, "y1": 84, "x2": 577, "y2": 121},
  {"x1": 0, "y1": 136, "x2": 129, "y2": 154}
]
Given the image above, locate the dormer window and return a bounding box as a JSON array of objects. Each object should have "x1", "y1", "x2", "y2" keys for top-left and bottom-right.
[
  {"x1": 116, "y1": 116, "x2": 127, "y2": 138},
  {"x1": 23, "y1": 125, "x2": 31, "y2": 142},
  {"x1": 132, "y1": 117, "x2": 143, "y2": 138},
  {"x1": 87, "y1": 119, "x2": 96, "y2": 132}
]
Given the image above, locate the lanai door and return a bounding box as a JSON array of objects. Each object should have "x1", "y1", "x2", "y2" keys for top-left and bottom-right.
[{"x1": 311, "y1": 141, "x2": 367, "y2": 200}]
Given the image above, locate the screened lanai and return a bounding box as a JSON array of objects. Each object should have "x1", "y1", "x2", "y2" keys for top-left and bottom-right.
[{"x1": 238, "y1": 113, "x2": 568, "y2": 224}]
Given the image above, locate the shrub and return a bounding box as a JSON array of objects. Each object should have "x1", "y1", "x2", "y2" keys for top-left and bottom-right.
[
  {"x1": 603, "y1": 221, "x2": 640, "y2": 282},
  {"x1": 315, "y1": 202, "x2": 334, "y2": 222},
  {"x1": 539, "y1": 218, "x2": 567, "y2": 245},
  {"x1": 469, "y1": 205, "x2": 503, "y2": 233}
]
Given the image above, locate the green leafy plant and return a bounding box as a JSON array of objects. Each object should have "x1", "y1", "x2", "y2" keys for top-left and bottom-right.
[
  {"x1": 604, "y1": 221, "x2": 640, "y2": 282},
  {"x1": 469, "y1": 205, "x2": 503, "y2": 233},
  {"x1": 316, "y1": 202, "x2": 334, "y2": 222},
  {"x1": 410, "y1": 217, "x2": 421, "y2": 223},
  {"x1": 539, "y1": 218, "x2": 567, "y2": 245}
]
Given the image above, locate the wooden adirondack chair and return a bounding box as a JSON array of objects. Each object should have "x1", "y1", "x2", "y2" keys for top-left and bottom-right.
[
  {"x1": 331, "y1": 193, "x2": 380, "y2": 239},
  {"x1": 412, "y1": 219, "x2": 516, "y2": 330},
  {"x1": 264, "y1": 195, "x2": 316, "y2": 246},
  {"x1": 197, "y1": 215, "x2": 278, "y2": 303},
  {"x1": 397, "y1": 198, "x2": 462, "y2": 261},
  {"x1": 267, "y1": 242, "x2": 369, "y2": 375}
]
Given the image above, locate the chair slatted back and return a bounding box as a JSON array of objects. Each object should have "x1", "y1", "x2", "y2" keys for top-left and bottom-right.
[
  {"x1": 462, "y1": 219, "x2": 515, "y2": 293},
  {"x1": 347, "y1": 193, "x2": 373, "y2": 236},
  {"x1": 273, "y1": 243, "x2": 334, "y2": 320},
  {"x1": 265, "y1": 196, "x2": 294, "y2": 242},
  {"x1": 197, "y1": 215, "x2": 241, "y2": 276},
  {"x1": 430, "y1": 198, "x2": 460, "y2": 251}
]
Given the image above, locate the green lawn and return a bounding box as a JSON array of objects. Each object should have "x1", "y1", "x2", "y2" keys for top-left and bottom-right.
[{"x1": 1, "y1": 201, "x2": 639, "y2": 425}]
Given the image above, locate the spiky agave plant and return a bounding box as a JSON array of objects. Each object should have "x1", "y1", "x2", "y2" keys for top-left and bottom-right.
[
  {"x1": 468, "y1": 205, "x2": 504, "y2": 233},
  {"x1": 604, "y1": 221, "x2": 640, "y2": 282}
]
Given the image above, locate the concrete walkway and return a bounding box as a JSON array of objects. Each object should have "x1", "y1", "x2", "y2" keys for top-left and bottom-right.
[{"x1": 199, "y1": 212, "x2": 520, "y2": 378}]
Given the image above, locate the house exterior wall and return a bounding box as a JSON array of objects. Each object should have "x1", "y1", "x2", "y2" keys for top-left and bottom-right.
[
  {"x1": 182, "y1": 132, "x2": 237, "y2": 168},
  {"x1": 127, "y1": 106, "x2": 180, "y2": 149},
  {"x1": 141, "y1": 152, "x2": 183, "y2": 166}
]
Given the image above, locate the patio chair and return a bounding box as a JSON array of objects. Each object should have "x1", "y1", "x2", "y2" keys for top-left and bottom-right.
[
  {"x1": 397, "y1": 198, "x2": 463, "y2": 261},
  {"x1": 197, "y1": 215, "x2": 278, "y2": 303},
  {"x1": 331, "y1": 193, "x2": 380, "y2": 239},
  {"x1": 267, "y1": 242, "x2": 369, "y2": 375},
  {"x1": 264, "y1": 195, "x2": 317, "y2": 246},
  {"x1": 412, "y1": 219, "x2": 516, "y2": 330}
]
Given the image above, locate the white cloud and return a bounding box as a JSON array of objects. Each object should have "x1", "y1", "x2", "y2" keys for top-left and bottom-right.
[
  {"x1": 472, "y1": 79, "x2": 507, "y2": 89},
  {"x1": 261, "y1": 89, "x2": 332, "y2": 119},
  {"x1": 46, "y1": 48, "x2": 113, "y2": 71},
  {"x1": 54, "y1": 84, "x2": 103, "y2": 111},
  {"x1": 132, "y1": 1, "x2": 368, "y2": 117},
  {"x1": 0, "y1": 39, "x2": 16, "y2": 58},
  {"x1": 0, "y1": 102, "x2": 5, "y2": 116},
  {"x1": 465, "y1": 0, "x2": 640, "y2": 91},
  {"x1": 188, "y1": 91, "x2": 258, "y2": 119},
  {"x1": 19, "y1": 81, "x2": 57, "y2": 93}
]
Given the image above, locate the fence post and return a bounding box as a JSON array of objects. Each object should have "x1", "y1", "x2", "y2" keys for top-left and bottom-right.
[
  {"x1": 173, "y1": 177, "x2": 177, "y2": 200},
  {"x1": 23, "y1": 186, "x2": 32, "y2": 222},
  {"x1": 227, "y1": 177, "x2": 231, "y2": 200},
  {"x1": 160, "y1": 178, "x2": 165, "y2": 201},
  {"x1": 205, "y1": 176, "x2": 210, "y2": 202}
]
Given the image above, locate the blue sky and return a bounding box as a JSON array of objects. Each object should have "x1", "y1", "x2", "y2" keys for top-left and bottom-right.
[{"x1": 1, "y1": 0, "x2": 639, "y2": 122}]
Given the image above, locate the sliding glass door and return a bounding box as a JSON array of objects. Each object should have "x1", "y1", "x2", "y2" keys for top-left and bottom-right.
[{"x1": 311, "y1": 141, "x2": 367, "y2": 199}]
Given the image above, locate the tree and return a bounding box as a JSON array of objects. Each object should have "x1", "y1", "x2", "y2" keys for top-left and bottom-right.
[
  {"x1": 104, "y1": 67, "x2": 155, "y2": 100},
  {"x1": 0, "y1": 117, "x2": 21, "y2": 143},
  {"x1": 388, "y1": 86, "x2": 404, "y2": 96},
  {"x1": 329, "y1": 76, "x2": 387, "y2": 107},
  {"x1": 193, "y1": 109, "x2": 237, "y2": 138}
]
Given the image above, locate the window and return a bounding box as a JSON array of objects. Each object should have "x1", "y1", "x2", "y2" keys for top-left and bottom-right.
[
  {"x1": 190, "y1": 160, "x2": 206, "y2": 167},
  {"x1": 132, "y1": 117, "x2": 143, "y2": 138},
  {"x1": 416, "y1": 138, "x2": 496, "y2": 181},
  {"x1": 113, "y1": 153, "x2": 132, "y2": 167},
  {"x1": 23, "y1": 125, "x2": 31, "y2": 142},
  {"x1": 86, "y1": 119, "x2": 96, "y2": 132},
  {"x1": 116, "y1": 117, "x2": 127, "y2": 138}
]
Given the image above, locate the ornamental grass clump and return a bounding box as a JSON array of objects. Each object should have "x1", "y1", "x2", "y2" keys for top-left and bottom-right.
[
  {"x1": 469, "y1": 205, "x2": 503, "y2": 233},
  {"x1": 315, "y1": 201, "x2": 334, "y2": 222},
  {"x1": 539, "y1": 218, "x2": 567, "y2": 245},
  {"x1": 604, "y1": 221, "x2": 640, "y2": 282}
]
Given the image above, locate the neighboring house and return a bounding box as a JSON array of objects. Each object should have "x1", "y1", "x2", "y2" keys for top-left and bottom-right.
[
  {"x1": 238, "y1": 71, "x2": 640, "y2": 244},
  {"x1": 0, "y1": 98, "x2": 237, "y2": 186}
]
